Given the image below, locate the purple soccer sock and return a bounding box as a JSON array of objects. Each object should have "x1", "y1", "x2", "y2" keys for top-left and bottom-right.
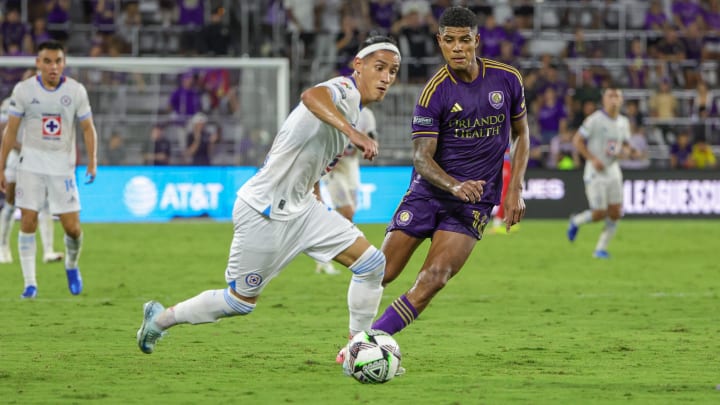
[{"x1": 371, "y1": 295, "x2": 419, "y2": 335}]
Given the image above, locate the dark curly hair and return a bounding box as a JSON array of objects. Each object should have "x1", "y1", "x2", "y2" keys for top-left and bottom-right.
[{"x1": 438, "y1": 6, "x2": 478, "y2": 31}]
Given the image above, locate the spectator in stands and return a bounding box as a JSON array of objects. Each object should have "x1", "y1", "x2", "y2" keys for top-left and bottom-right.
[
  {"x1": 691, "y1": 136, "x2": 717, "y2": 169},
  {"x1": 177, "y1": 0, "x2": 205, "y2": 55},
  {"x1": 564, "y1": 28, "x2": 592, "y2": 59},
  {"x1": 29, "y1": 17, "x2": 51, "y2": 51},
  {"x1": 46, "y1": 0, "x2": 70, "y2": 42},
  {"x1": 654, "y1": 25, "x2": 686, "y2": 85},
  {"x1": 702, "y1": 0, "x2": 720, "y2": 60},
  {"x1": 649, "y1": 77, "x2": 679, "y2": 141},
  {"x1": 342, "y1": 0, "x2": 371, "y2": 31},
  {"x1": 669, "y1": 130, "x2": 694, "y2": 169},
  {"x1": 169, "y1": 72, "x2": 203, "y2": 121},
  {"x1": 645, "y1": 0, "x2": 669, "y2": 31},
  {"x1": 503, "y1": 17, "x2": 526, "y2": 57},
  {"x1": 0, "y1": 8, "x2": 32, "y2": 54},
  {"x1": 185, "y1": 112, "x2": 219, "y2": 166},
  {"x1": 548, "y1": 127, "x2": 580, "y2": 170},
  {"x1": 117, "y1": 1, "x2": 141, "y2": 50},
  {"x1": 513, "y1": 0, "x2": 534, "y2": 29},
  {"x1": 570, "y1": 69, "x2": 601, "y2": 118},
  {"x1": 336, "y1": 14, "x2": 365, "y2": 76},
  {"x1": 143, "y1": 124, "x2": 172, "y2": 166},
  {"x1": 571, "y1": 99, "x2": 597, "y2": 130},
  {"x1": 620, "y1": 124, "x2": 650, "y2": 170},
  {"x1": 692, "y1": 81, "x2": 719, "y2": 117},
  {"x1": 430, "y1": 0, "x2": 451, "y2": 23},
  {"x1": 649, "y1": 77, "x2": 679, "y2": 120},
  {"x1": 284, "y1": 0, "x2": 316, "y2": 59},
  {"x1": 537, "y1": 86, "x2": 568, "y2": 145},
  {"x1": 672, "y1": 0, "x2": 703, "y2": 31},
  {"x1": 564, "y1": 0, "x2": 598, "y2": 29},
  {"x1": 369, "y1": 0, "x2": 398, "y2": 34},
  {"x1": 201, "y1": 68, "x2": 238, "y2": 115},
  {"x1": 92, "y1": 0, "x2": 117, "y2": 41},
  {"x1": 496, "y1": 40, "x2": 517, "y2": 66},
  {"x1": 391, "y1": 2, "x2": 436, "y2": 83},
  {"x1": 527, "y1": 131, "x2": 545, "y2": 169},
  {"x1": 627, "y1": 37, "x2": 649, "y2": 88},
  {"x1": 199, "y1": 5, "x2": 230, "y2": 56},
  {"x1": 625, "y1": 99, "x2": 645, "y2": 130},
  {"x1": 313, "y1": 0, "x2": 343, "y2": 78},
  {"x1": 105, "y1": 131, "x2": 126, "y2": 165},
  {"x1": 682, "y1": 21, "x2": 704, "y2": 88},
  {"x1": 478, "y1": 14, "x2": 506, "y2": 58}
]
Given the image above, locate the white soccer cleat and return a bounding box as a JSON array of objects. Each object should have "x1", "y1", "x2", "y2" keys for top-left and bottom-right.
[
  {"x1": 137, "y1": 301, "x2": 167, "y2": 354},
  {"x1": 315, "y1": 262, "x2": 341, "y2": 275},
  {"x1": 42, "y1": 251, "x2": 64, "y2": 263},
  {"x1": 0, "y1": 244, "x2": 12, "y2": 263}
]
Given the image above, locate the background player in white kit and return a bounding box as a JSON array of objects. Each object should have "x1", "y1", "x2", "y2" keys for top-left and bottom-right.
[
  {"x1": 0, "y1": 90, "x2": 64, "y2": 264},
  {"x1": 0, "y1": 41, "x2": 98, "y2": 298},
  {"x1": 567, "y1": 87, "x2": 640, "y2": 258},
  {"x1": 314, "y1": 107, "x2": 377, "y2": 275},
  {"x1": 137, "y1": 36, "x2": 401, "y2": 355}
]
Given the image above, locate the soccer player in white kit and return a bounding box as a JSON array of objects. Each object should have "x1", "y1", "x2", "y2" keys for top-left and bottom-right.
[
  {"x1": 0, "y1": 92, "x2": 65, "y2": 265},
  {"x1": 567, "y1": 87, "x2": 639, "y2": 258},
  {"x1": 137, "y1": 36, "x2": 401, "y2": 355},
  {"x1": 314, "y1": 107, "x2": 377, "y2": 275},
  {"x1": 0, "y1": 41, "x2": 98, "y2": 298}
]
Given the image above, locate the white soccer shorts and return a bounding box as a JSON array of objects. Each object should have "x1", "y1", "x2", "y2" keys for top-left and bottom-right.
[
  {"x1": 585, "y1": 173, "x2": 623, "y2": 210},
  {"x1": 4, "y1": 149, "x2": 19, "y2": 183},
  {"x1": 225, "y1": 197, "x2": 362, "y2": 297},
  {"x1": 15, "y1": 169, "x2": 81, "y2": 214},
  {"x1": 325, "y1": 172, "x2": 357, "y2": 209}
]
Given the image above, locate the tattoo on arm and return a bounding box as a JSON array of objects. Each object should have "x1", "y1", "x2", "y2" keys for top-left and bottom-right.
[{"x1": 412, "y1": 137, "x2": 457, "y2": 192}]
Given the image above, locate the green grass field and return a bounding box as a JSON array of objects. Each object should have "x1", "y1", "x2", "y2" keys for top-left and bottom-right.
[{"x1": 1, "y1": 219, "x2": 719, "y2": 404}]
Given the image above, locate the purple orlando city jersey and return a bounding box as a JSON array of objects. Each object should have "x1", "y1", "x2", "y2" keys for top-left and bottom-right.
[{"x1": 409, "y1": 58, "x2": 526, "y2": 205}]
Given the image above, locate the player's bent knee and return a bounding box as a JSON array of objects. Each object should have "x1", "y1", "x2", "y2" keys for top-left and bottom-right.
[{"x1": 350, "y1": 245, "x2": 385, "y2": 285}]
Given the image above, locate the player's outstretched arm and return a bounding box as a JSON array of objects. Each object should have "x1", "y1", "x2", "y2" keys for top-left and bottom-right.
[
  {"x1": 505, "y1": 117, "x2": 530, "y2": 230},
  {"x1": 412, "y1": 137, "x2": 485, "y2": 203},
  {"x1": 80, "y1": 117, "x2": 98, "y2": 183},
  {"x1": 300, "y1": 86, "x2": 377, "y2": 160}
]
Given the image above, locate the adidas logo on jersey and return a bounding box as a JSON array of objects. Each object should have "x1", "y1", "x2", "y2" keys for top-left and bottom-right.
[{"x1": 451, "y1": 102, "x2": 463, "y2": 113}]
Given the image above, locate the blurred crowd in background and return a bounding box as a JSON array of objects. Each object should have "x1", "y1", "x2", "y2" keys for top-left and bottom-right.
[{"x1": 0, "y1": 0, "x2": 717, "y2": 170}]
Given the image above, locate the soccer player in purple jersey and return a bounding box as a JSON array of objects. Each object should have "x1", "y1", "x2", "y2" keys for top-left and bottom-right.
[{"x1": 369, "y1": 6, "x2": 530, "y2": 339}]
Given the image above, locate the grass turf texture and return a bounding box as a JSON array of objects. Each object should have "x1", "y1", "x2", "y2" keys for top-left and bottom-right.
[{"x1": 1, "y1": 220, "x2": 718, "y2": 404}]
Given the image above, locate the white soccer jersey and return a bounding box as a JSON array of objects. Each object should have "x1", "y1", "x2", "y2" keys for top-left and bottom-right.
[
  {"x1": 8, "y1": 75, "x2": 92, "y2": 176},
  {"x1": 238, "y1": 76, "x2": 361, "y2": 220},
  {"x1": 330, "y1": 107, "x2": 376, "y2": 186},
  {"x1": 579, "y1": 110, "x2": 631, "y2": 181}
]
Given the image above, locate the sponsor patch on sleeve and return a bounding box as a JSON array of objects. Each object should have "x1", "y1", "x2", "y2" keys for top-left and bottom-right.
[{"x1": 412, "y1": 116, "x2": 433, "y2": 126}]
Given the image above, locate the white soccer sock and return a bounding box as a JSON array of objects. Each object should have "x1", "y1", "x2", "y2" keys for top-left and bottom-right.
[
  {"x1": 38, "y1": 209, "x2": 55, "y2": 255},
  {"x1": 18, "y1": 231, "x2": 37, "y2": 287},
  {"x1": 347, "y1": 246, "x2": 385, "y2": 336},
  {"x1": 166, "y1": 288, "x2": 256, "y2": 327},
  {"x1": 595, "y1": 219, "x2": 618, "y2": 252},
  {"x1": 571, "y1": 210, "x2": 593, "y2": 226},
  {"x1": 64, "y1": 233, "x2": 83, "y2": 269},
  {"x1": 0, "y1": 203, "x2": 15, "y2": 246}
]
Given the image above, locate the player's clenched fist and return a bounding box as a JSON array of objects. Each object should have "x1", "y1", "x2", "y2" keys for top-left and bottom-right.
[{"x1": 450, "y1": 180, "x2": 486, "y2": 203}]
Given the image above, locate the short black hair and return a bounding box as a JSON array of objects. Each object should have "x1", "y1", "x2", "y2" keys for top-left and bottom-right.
[
  {"x1": 357, "y1": 35, "x2": 398, "y2": 59},
  {"x1": 438, "y1": 6, "x2": 478, "y2": 31},
  {"x1": 37, "y1": 40, "x2": 65, "y2": 53},
  {"x1": 360, "y1": 35, "x2": 396, "y2": 49}
]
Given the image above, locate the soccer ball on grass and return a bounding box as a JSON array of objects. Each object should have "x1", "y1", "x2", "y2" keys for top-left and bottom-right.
[{"x1": 344, "y1": 329, "x2": 402, "y2": 384}]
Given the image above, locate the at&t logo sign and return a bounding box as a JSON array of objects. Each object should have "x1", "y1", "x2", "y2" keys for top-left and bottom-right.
[{"x1": 123, "y1": 176, "x2": 224, "y2": 217}]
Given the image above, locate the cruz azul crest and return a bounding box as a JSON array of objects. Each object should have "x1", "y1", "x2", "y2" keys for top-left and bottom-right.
[{"x1": 489, "y1": 91, "x2": 504, "y2": 110}]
